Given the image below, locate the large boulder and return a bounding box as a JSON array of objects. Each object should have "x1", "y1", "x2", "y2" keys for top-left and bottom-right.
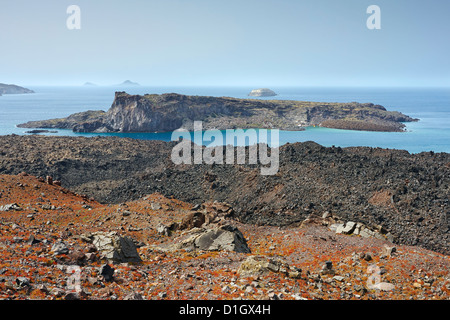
[
  {"x1": 238, "y1": 255, "x2": 302, "y2": 279},
  {"x1": 82, "y1": 232, "x2": 142, "y2": 263},
  {"x1": 174, "y1": 224, "x2": 251, "y2": 253}
]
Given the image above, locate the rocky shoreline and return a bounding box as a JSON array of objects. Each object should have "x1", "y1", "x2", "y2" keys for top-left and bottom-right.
[
  {"x1": 17, "y1": 91, "x2": 417, "y2": 133},
  {"x1": 0, "y1": 135, "x2": 448, "y2": 255}
]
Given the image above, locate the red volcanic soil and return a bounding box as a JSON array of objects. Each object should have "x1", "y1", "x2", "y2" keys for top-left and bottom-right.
[{"x1": 0, "y1": 173, "x2": 449, "y2": 300}]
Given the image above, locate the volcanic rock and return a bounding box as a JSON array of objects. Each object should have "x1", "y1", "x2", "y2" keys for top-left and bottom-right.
[
  {"x1": 172, "y1": 224, "x2": 251, "y2": 253},
  {"x1": 83, "y1": 231, "x2": 142, "y2": 263}
]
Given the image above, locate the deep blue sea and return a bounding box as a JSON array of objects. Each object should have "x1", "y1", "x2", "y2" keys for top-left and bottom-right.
[{"x1": 0, "y1": 86, "x2": 449, "y2": 154}]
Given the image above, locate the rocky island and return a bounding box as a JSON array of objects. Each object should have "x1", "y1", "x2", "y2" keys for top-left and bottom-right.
[
  {"x1": 248, "y1": 88, "x2": 277, "y2": 97},
  {"x1": 0, "y1": 83, "x2": 34, "y2": 95},
  {"x1": 17, "y1": 92, "x2": 417, "y2": 133}
]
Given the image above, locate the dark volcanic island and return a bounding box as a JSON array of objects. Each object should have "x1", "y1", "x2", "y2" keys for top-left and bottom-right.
[{"x1": 17, "y1": 91, "x2": 417, "y2": 133}]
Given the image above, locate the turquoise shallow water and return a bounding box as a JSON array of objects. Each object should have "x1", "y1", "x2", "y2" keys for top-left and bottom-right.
[{"x1": 0, "y1": 86, "x2": 449, "y2": 154}]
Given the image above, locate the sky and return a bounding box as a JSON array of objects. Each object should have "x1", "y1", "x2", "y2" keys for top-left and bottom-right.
[{"x1": 1, "y1": 0, "x2": 449, "y2": 87}]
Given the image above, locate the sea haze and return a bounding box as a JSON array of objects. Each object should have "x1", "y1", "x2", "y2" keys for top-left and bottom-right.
[{"x1": 0, "y1": 86, "x2": 449, "y2": 154}]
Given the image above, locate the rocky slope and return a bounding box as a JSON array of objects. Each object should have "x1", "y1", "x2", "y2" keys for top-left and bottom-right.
[
  {"x1": 0, "y1": 173, "x2": 449, "y2": 301},
  {"x1": 0, "y1": 135, "x2": 448, "y2": 255},
  {"x1": 17, "y1": 91, "x2": 417, "y2": 132}
]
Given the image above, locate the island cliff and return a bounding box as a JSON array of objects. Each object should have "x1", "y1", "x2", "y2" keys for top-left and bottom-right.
[{"x1": 17, "y1": 91, "x2": 417, "y2": 133}]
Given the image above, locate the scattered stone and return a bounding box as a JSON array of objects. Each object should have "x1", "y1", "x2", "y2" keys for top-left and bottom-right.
[
  {"x1": 50, "y1": 287, "x2": 66, "y2": 297},
  {"x1": 28, "y1": 235, "x2": 41, "y2": 245},
  {"x1": 371, "y1": 282, "x2": 396, "y2": 291},
  {"x1": 179, "y1": 211, "x2": 206, "y2": 230},
  {"x1": 363, "y1": 253, "x2": 373, "y2": 261},
  {"x1": 222, "y1": 285, "x2": 231, "y2": 293},
  {"x1": 0, "y1": 203, "x2": 22, "y2": 212},
  {"x1": 151, "y1": 202, "x2": 161, "y2": 210},
  {"x1": 99, "y1": 264, "x2": 115, "y2": 282},
  {"x1": 156, "y1": 223, "x2": 171, "y2": 236},
  {"x1": 381, "y1": 245, "x2": 397, "y2": 258},
  {"x1": 68, "y1": 250, "x2": 86, "y2": 265},
  {"x1": 51, "y1": 241, "x2": 69, "y2": 255},
  {"x1": 267, "y1": 292, "x2": 280, "y2": 300},
  {"x1": 329, "y1": 224, "x2": 342, "y2": 232},
  {"x1": 340, "y1": 221, "x2": 357, "y2": 234},
  {"x1": 16, "y1": 277, "x2": 31, "y2": 288},
  {"x1": 124, "y1": 292, "x2": 144, "y2": 300},
  {"x1": 13, "y1": 236, "x2": 23, "y2": 243},
  {"x1": 332, "y1": 276, "x2": 345, "y2": 282},
  {"x1": 238, "y1": 255, "x2": 301, "y2": 279},
  {"x1": 64, "y1": 292, "x2": 80, "y2": 300},
  {"x1": 320, "y1": 261, "x2": 336, "y2": 276}
]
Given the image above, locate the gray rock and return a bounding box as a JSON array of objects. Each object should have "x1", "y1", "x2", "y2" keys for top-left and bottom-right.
[
  {"x1": 177, "y1": 225, "x2": 251, "y2": 253},
  {"x1": 340, "y1": 221, "x2": 357, "y2": 234},
  {"x1": 151, "y1": 202, "x2": 162, "y2": 210},
  {"x1": 353, "y1": 223, "x2": 364, "y2": 235},
  {"x1": 16, "y1": 277, "x2": 30, "y2": 288},
  {"x1": 51, "y1": 241, "x2": 69, "y2": 255},
  {"x1": 332, "y1": 276, "x2": 345, "y2": 282},
  {"x1": 237, "y1": 255, "x2": 302, "y2": 278},
  {"x1": 320, "y1": 260, "x2": 336, "y2": 275},
  {"x1": 359, "y1": 227, "x2": 375, "y2": 238},
  {"x1": 50, "y1": 287, "x2": 66, "y2": 297},
  {"x1": 381, "y1": 245, "x2": 397, "y2": 258},
  {"x1": 329, "y1": 223, "x2": 343, "y2": 232},
  {"x1": 363, "y1": 253, "x2": 373, "y2": 261},
  {"x1": 0, "y1": 203, "x2": 22, "y2": 212},
  {"x1": 124, "y1": 292, "x2": 144, "y2": 300},
  {"x1": 370, "y1": 282, "x2": 395, "y2": 291},
  {"x1": 157, "y1": 223, "x2": 171, "y2": 236},
  {"x1": 99, "y1": 264, "x2": 115, "y2": 282},
  {"x1": 85, "y1": 231, "x2": 142, "y2": 263}
]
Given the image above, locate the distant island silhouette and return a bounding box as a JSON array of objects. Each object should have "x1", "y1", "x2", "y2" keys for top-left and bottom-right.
[
  {"x1": 117, "y1": 80, "x2": 140, "y2": 86},
  {"x1": 0, "y1": 83, "x2": 34, "y2": 95}
]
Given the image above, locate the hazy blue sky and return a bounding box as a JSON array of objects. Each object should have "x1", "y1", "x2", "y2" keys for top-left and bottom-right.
[{"x1": 1, "y1": 0, "x2": 449, "y2": 86}]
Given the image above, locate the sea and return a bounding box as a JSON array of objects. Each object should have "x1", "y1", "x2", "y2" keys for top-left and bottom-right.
[{"x1": 0, "y1": 86, "x2": 449, "y2": 154}]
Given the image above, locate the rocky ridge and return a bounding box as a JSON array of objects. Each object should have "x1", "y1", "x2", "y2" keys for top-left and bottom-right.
[{"x1": 0, "y1": 135, "x2": 448, "y2": 255}]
